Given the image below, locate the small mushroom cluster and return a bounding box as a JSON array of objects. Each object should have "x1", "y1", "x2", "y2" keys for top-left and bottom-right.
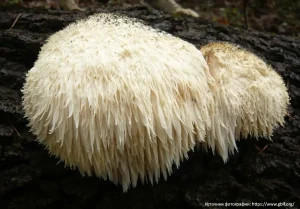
[{"x1": 22, "y1": 13, "x2": 289, "y2": 192}]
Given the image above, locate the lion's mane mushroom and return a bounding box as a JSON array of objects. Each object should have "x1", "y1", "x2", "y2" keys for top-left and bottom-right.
[
  {"x1": 200, "y1": 42, "x2": 290, "y2": 162},
  {"x1": 22, "y1": 13, "x2": 214, "y2": 191}
]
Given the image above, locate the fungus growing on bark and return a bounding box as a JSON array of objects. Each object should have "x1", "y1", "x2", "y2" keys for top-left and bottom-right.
[
  {"x1": 22, "y1": 13, "x2": 213, "y2": 192},
  {"x1": 22, "y1": 13, "x2": 290, "y2": 192},
  {"x1": 200, "y1": 42, "x2": 290, "y2": 162}
]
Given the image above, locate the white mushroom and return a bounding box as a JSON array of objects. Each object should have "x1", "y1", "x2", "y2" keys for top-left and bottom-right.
[
  {"x1": 22, "y1": 13, "x2": 213, "y2": 192},
  {"x1": 22, "y1": 13, "x2": 290, "y2": 192},
  {"x1": 200, "y1": 42, "x2": 290, "y2": 162}
]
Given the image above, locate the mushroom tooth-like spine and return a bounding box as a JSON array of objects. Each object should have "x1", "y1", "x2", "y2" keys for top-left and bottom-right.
[
  {"x1": 22, "y1": 13, "x2": 213, "y2": 192},
  {"x1": 200, "y1": 42, "x2": 290, "y2": 162}
]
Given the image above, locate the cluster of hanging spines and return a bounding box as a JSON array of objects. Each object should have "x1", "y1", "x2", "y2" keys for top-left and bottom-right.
[
  {"x1": 200, "y1": 42, "x2": 289, "y2": 162},
  {"x1": 22, "y1": 13, "x2": 290, "y2": 192}
]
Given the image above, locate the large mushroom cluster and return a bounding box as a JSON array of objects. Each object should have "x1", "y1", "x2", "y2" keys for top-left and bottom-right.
[{"x1": 22, "y1": 13, "x2": 289, "y2": 192}]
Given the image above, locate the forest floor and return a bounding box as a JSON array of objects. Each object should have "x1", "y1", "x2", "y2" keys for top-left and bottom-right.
[
  {"x1": 2, "y1": 0, "x2": 300, "y2": 37},
  {"x1": 182, "y1": 0, "x2": 300, "y2": 37}
]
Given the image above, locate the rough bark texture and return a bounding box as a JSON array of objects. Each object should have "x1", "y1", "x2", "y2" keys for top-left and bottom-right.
[{"x1": 0, "y1": 6, "x2": 300, "y2": 209}]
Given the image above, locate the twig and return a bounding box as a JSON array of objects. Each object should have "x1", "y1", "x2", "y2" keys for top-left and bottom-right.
[
  {"x1": 286, "y1": 112, "x2": 294, "y2": 119},
  {"x1": 243, "y1": 0, "x2": 248, "y2": 29},
  {"x1": 10, "y1": 13, "x2": 22, "y2": 29},
  {"x1": 11, "y1": 123, "x2": 21, "y2": 137},
  {"x1": 255, "y1": 145, "x2": 268, "y2": 155}
]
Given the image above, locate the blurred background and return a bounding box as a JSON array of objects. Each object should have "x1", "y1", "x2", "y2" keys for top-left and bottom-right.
[
  {"x1": 180, "y1": 0, "x2": 300, "y2": 37},
  {"x1": 2, "y1": 0, "x2": 300, "y2": 37}
]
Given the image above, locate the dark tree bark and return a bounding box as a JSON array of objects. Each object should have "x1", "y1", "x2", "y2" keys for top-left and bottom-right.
[{"x1": 0, "y1": 6, "x2": 300, "y2": 209}]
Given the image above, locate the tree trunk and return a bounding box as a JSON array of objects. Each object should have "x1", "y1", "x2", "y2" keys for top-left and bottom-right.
[{"x1": 0, "y1": 6, "x2": 299, "y2": 209}]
